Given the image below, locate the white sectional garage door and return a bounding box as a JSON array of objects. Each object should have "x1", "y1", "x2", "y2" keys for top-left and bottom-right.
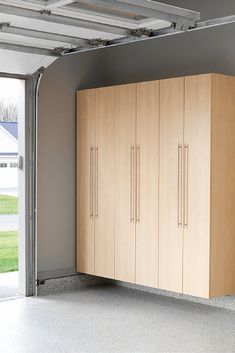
[{"x1": 0, "y1": 0, "x2": 201, "y2": 75}]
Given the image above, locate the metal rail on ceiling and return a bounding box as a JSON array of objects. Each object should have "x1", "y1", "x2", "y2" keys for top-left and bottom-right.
[
  {"x1": 115, "y1": 0, "x2": 199, "y2": 28},
  {"x1": 71, "y1": 0, "x2": 199, "y2": 29},
  {"x1": 0, "y1": 4, "x2": 130, "y2": 36},
  {"x1": 0, "y1": 22, "x2": 89, "y2": 47},
  {"x1": 0, "y1": 40, "x2": 61, "y2": 56},
  {"x1": 45, "y1": 0, "x2": 75, "y2": 9},
  {"x1": 2, "y1": 2, "x2": 234, "y2": 57}
]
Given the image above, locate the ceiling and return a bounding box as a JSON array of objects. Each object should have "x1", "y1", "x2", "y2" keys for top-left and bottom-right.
[{"x1": 0, "y1": 0, "x2": 201, "y2": 75}]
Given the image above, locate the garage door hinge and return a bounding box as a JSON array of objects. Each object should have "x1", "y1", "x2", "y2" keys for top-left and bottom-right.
[
  {"x1": 40, "y1": 10, "x2": 51, "y2": 16},
  {"x1": 129, "y1": 28, "x2": 152, "y2": 38},
  {"x1": 0, "y1": 22, "x2": 10, "y2": 29},
  {"x1": 36, "y1": 279, "x2": 46, "y2": 287},
  {"x1": 89, "y1": 38, "x2": 108, "y2": 47}
]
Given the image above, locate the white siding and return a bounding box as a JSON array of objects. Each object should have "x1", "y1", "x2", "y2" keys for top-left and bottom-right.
[
  {"x1": 0, "y1": 157, "x2": 18, "y2": 188},
  {"x1": 0, "y1": 127, "x2": 18, "y2": 188},
  {"x1": 0, "y1": 126, "x2": 18, "y2": 153}
]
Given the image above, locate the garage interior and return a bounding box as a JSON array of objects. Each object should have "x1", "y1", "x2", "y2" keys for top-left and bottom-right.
[{"x1": 0, "y1": 1, "x2": 235, "y2": 352}]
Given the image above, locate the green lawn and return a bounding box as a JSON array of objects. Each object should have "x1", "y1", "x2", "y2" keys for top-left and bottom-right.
[
  {"x1": 0, "y1": 231, "x2": 18, "y2": 273},
  {"x1": 0, "y1": 194, "x2": 18, "y2": 215}
]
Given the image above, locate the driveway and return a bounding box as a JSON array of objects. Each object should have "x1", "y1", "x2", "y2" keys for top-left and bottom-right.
[
  {"x1": 0, "y1": 271, "x2": 19, "y2": 299},
  {"x1": 0, "y1": 215, "x2": 18, "y2": 231}
]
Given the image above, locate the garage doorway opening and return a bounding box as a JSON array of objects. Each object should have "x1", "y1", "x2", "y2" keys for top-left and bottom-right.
[{"x1": 0, "y1": 77, "x2": 25, "y2": 300}]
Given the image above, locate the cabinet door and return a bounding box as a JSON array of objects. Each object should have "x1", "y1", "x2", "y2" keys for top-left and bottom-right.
[
  {"x1": 115, "y1": 84, "x2": 136, "y2": 283},
  {"x1": 76, "y1": 89, "x2": 95, "y2": 275},
  {"x1": 136, "y1": 81, "x2": 159, "y2": 288},
  {"x1": 94, "y1": 87, "x2": 115, "y2": 278},
  {"x1": 183, "y1": 75, "x2": 211, "y2": 298},
  {"x1": 159, "y1": 77, "x2": 184, "y2": 293}
]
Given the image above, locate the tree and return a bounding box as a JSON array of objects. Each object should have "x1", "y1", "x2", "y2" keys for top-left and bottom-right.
[{"x1": 0, "y1": 98, "x2": 18, "y2": 122}]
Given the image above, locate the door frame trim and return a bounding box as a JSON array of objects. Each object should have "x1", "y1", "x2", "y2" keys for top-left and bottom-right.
[{"x1": 0, "y1": 70, "x2": 42, "y2": 296}]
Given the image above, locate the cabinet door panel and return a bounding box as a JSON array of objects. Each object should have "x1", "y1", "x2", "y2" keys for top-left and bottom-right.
[
  {"x1": 94, "y1": 87, "x2": 115, "y2": 278},
  {"x1": 159, "y1": 78, "x2": 184, "y2": 293},
  {"x1": 76, "y1": 90, "x2": 95, "y2": 274},
  {"x1": 115, "y1": 84, "x2": 136, "y2": 283},
  {"x1": 136, "y1": 81, "x2": 159, "y2": 288},
  {"x1": 183, "y1": 75, "x2": 211, "y2": 298}
]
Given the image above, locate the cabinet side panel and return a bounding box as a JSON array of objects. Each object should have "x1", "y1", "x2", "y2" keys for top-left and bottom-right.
[
  {"x1": 210, "y1": 74, "x2": 235, "y2": 297},
  {"x1": 76, "y1": 90, "x2": 95, "y2": 274},
  {"x1": 136, "y1": 81, "x2": 159, "y2": 288},
  {"x1": 183, "y1": 74, "x2": 211, "y2": 298}
]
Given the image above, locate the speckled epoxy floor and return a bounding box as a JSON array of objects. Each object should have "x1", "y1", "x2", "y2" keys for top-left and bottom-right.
[{"x1": 0, "y1": 283, "x2": 235, "y2": 353}]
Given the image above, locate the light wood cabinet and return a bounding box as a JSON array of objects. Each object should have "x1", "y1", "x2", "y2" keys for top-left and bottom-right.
[
  {"x1": 76, "y1": 89, "x2": 95, "y2": 275},
  {"x1": 210, "y1": 74, "x2": 235, "y2": 297},
  {"x1": 77, "y1": 73, "x2": 235, "y2": 299},
  {"x1": 183, "y1": 75, "x2": 211, "y2": 297},
  {"x1": 114, "y1": 82, "x2": 159, "y2": 285},
  {"x1": 94, "y1": 87, "x2": 115, "y2": 278},
  {"x1": 115, "y1": 84, "x2": 136, "y2": 283},
  {"x1": 159, "y1": 77, "x2": 184, "y2": 293},
  {"x1": 76, "y1": 87, "x2": 115, "y2": 279},
  {"x1": 159, "y1": 75, "x2": 211, "y2": 297},
  {"x1": 136, "y1": 81, "x2": 159, "y2": 288},
  {"x1": 159, "y1": 73, "x2": 235, "y2": 298},
  {"x1": 189, "y1": 73, "x2": 235, "y2": 298}
]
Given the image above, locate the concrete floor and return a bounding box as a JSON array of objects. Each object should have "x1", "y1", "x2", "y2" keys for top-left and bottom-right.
[{"x1": 0, "y1": 284, "x2": 235, "y2": 353}]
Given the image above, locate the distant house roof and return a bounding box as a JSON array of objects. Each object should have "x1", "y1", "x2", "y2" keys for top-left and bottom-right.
[
  {"x1": 0, "y1": 152, "x2": 18, "y2": 156},
  {"x1": 0, "y1": 122, "x2": 18, "y2": 140}
]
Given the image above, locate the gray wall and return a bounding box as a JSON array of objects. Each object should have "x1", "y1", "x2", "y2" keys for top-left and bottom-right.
[
  {"x1": 37, "y1": 53, "x2": 106, "y2": 278},
  {"x1": 157, "y1": 0, "x2": 235, "y2": 20},
  {"x1": 37, "y1": 0, "x2": 235, "y2": 279}
]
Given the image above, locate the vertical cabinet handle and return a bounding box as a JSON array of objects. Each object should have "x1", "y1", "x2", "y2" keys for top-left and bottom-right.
[
  {"x1": 90, "y1": 146, "x2": 94, "y2": 218},
  {"x1": 184, "y1": 144, "x2": 189, "y2": 228},
  {"x1": 95, "y1": 146, "x2": 98, "y2": 219},
  {"x1": 136, "y1": 145, "x2": 140, "y2": 223},
  {"x1": 178, "y1": 144, "x2": 183, "y2": 227},
  {"x1": 130, "y1": 145, "x2": 135, "y2": 223}
]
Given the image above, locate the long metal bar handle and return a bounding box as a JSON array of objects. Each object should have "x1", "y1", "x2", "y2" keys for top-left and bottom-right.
[
  {"x1": 178, "y1": 144, "x2": 183, "y2": 227},
  {"x1": 136, "y1": 145, "x2": 140, "y2": 223},
  {"x1": 90, "y1": 146, "x2": 94, "y2": 218},
  {"x1": 95, "y1": 146, "x2": 98, "y2": 219},
  {"x1": 184, "y1": 144, "x2": 189, "y2": 228},
  {"x1": 130, "y1": 145, "x2": 135, "y2": 223}
]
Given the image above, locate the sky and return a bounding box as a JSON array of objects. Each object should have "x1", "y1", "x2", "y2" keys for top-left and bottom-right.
[{"x1": 0, "y1": 78, "x2": 23, "y2": 104}]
